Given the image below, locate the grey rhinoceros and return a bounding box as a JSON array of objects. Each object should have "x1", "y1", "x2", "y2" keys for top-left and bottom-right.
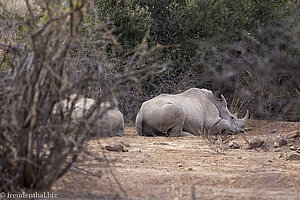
[
  {"x1": 136, "y1": 88, "x2": 249, "y2": 136},
  {"x1": 53, "y1": 94, "x2": 124, "y2": 137}
]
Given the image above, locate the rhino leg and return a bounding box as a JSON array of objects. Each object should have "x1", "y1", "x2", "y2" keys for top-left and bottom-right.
[
  {"x1": 109, "y1": 128, "x2": 124, "y2": 137},
  {"x1": 164, "y1": 105, "x2": 185, "y2": 137},
  {"x1": 167, "y1": 123, "x2": 184, "y2": 137},
  {"x1": 180, "y1": 131, "x2": 194, "y2": 137},
  {"x1": 211, "y1": 119, "x2": 231, "y2": 134}
]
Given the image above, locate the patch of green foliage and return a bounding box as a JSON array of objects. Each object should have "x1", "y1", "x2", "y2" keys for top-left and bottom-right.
[
  {"x1": 94, "y1": 0, "x2": 152, "y2": 50},
  {"x1": 92, "y1": 0, "x2": 291, "y2": 68}
]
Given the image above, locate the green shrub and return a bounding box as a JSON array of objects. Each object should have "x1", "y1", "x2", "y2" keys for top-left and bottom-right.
[{"x1": 94, "y1": 0, "x2": 152, "y2": 50}]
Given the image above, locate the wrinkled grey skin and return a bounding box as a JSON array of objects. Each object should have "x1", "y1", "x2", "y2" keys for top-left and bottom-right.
[
  {"x1": 136, "y1": 88, "x2": 249, "y2": 137},
  {"x1": 53, "y1": 94, "x2": 124, "y2": 137}
]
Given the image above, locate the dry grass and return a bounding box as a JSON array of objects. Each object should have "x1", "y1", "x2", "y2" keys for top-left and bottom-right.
[{"x1": 0, "y1": 0, "x2": 38, "y2": 16}]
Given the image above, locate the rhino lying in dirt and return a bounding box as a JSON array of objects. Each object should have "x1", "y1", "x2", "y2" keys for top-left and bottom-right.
[
  {"x1": 53, "y1": 94, "x2": 124, "y2": 137},
  {"x1": 136, "y1": 88, "x2": 249, "y2": 136}
]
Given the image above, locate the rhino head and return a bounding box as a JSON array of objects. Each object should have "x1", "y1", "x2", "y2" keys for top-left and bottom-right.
[{"x1": 213, "y1": 92, "x2": 249, "y2": 134}]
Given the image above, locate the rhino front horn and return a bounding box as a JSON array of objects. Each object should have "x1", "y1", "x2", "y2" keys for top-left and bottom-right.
[{"x1": 240, "y1": 110, "x2": 249, "y2": 125}]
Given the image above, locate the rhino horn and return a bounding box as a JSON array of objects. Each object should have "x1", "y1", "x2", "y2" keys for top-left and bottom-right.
[{"x1": 240, "y1": 110, "x2": 249, "y2": 125}]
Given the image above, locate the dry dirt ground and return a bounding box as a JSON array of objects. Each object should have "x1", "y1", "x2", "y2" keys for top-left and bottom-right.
[{"x1": 53, "y1": 120, "x2": 300, "y2": 200}]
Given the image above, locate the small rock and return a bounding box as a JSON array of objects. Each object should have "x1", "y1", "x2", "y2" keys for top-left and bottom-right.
[
  {"x1": 273, "y1": 141, "x2": 280, "y2": 148},
  {"x1": 187, "y1": 167, "x2": 193, "y2": 171},
  {"x1": 120, "y1": 141, "x2": 131, "y2": 147},
  {"x1": 287, "y1": 131, "x2": 300, "y2": 139},
  {"x1": 248, "y1": 136, "x2": 264, "y2": 149},
  {"x1": 271, "y1": 129, "x2": 277, "y2": 133},
  {"x1": 244, "y1": 127, "x2": 253, "y2": 131},
  {"x1": 289, "y1": 146, "x2": 297, "y2": 151},
  {"x1": 274, "y1": 148, "x2": 281, "y2": 152},
  {"x1": 228, "y1": 141, "x2": 240, "y2": 149},
  {"x1": 276, "y1": 135, "x2": 287, "y2": 146},
  {"x1": 297, "y1": 148, "x2": 300, "y2": 154},
  {"x1": 178, "y1": 164, "x2": 184, "y2": 167},
  {"x1": 153, "y1": 142, "x2": 169, "y2": 145},
  {"x1": 105, "y1": 144, "x2": 124, "y2": 152},
  {"x1": 290, "y1": 138, "x2": 296, "y2": 142},
  {"x1": 286, "y1": 152, "x2": 300, "y2": 160},
  {"x1": 122, "y1": 147, "x2": 129, "y2": 152},
  {"x1": 278, "y1": 139, "x2": 287, "y2": 146},
  {"x1": 237, "y1": 156, "x2": 242, "y2": 159},
  {"x1": 279, "y1": 153, "x2": 284, "y2": 159}
]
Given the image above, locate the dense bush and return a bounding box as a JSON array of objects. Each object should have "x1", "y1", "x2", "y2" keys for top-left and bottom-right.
[
  {"x1": 94, "y1": 0, "x2": 152, "y2": 50},
  {"x1": 144, "y1": 0, "x2": 289, "y2": 65}
]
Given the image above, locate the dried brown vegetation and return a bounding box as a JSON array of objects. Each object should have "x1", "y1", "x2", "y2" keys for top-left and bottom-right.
[{"x1": 0, "y1": 0, "x2": 162, "y2": 192}]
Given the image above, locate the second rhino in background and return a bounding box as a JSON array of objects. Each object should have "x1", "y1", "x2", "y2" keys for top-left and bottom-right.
[{"x1": 53, "y1": 94, "x2": 124, "y2": 137}]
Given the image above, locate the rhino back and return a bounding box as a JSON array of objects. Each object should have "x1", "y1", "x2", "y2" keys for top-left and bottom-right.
[
  {"x1": 141, "y1": 98, "x2": 184, "y2": 125},
  {"x1": 175, "y1": 88, "x2": 221, "y2": 132}
]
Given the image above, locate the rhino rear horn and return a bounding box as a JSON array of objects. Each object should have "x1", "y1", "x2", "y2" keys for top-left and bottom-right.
[{"x1": 240, "y1": 110, "x2": 249, "y2": 125}]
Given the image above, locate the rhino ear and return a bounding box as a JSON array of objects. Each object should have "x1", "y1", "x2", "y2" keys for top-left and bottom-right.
[
  {"x1": 214, "y1": 91, "x2": 222, "y2": 101},
  {"x1": 214, "y1": 91, "x2": 227, "y2": 105}
]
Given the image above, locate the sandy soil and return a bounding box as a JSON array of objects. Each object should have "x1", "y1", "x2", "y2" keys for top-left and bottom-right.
[{"x1": 53, "y1": 120, "x2": 300, "y2": 200}]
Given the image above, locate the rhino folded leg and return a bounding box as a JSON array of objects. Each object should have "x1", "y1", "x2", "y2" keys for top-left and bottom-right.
[
  {"x1": 167, "y1": 122, "x2": 185, "y2": 137},
  {"x1": 211, "y1": 119, "x2": 231, "y2": 134},
  {"x1": 180, "y1": 131, "x2": 194, "y2": 137}
]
